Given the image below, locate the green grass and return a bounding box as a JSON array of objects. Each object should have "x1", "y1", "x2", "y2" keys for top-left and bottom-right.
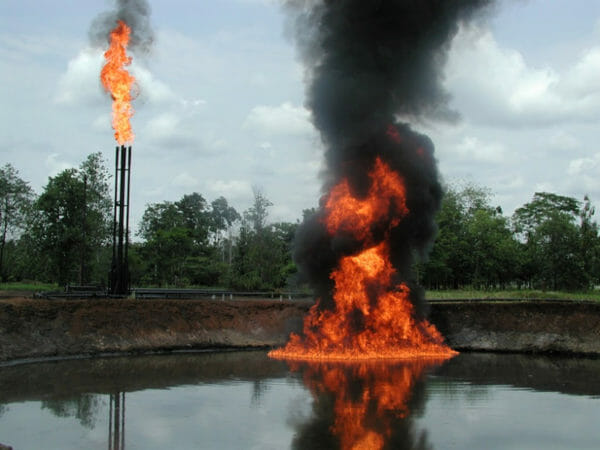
[
  {"x1": 0, "y1": 281, "x2": 59, "y2": 292},
  {"x1": 426, "y1": 289, "x2": 600, "y2": 302}
]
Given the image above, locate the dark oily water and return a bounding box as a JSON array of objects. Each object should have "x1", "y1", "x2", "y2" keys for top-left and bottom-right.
[{"x1": 0, "y1": 351, "x2": 599, "y2": 450}]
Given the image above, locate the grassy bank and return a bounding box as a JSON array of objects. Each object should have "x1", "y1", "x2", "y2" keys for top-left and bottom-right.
[
  {"x1": 0, "y1": 282, "x2": 58, "y2": 293},
  {"x1": 1, "y1": 281, "x2": 598, "y2": 303},
  {"x1": 426, "y1": 289, "x2": 600, "y2": 302}
]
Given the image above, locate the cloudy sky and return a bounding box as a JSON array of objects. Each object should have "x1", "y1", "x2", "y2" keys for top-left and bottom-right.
[{"x1": 2, "y1": 0, "x2": 600, "y2": 233}]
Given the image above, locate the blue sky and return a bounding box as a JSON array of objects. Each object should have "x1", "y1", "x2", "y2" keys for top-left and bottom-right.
[{"x1": 2, "y1": 0, "x2": 600, "y2": 232}]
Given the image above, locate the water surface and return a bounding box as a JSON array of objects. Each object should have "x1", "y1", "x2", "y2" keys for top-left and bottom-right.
[{"x1": 0, "y1": 351, "x2": 598, "y2": 449}]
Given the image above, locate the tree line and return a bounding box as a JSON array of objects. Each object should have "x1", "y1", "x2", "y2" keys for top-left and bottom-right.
[{"x1": 1, "y1": 154, "x2": 599, "y2": 291}]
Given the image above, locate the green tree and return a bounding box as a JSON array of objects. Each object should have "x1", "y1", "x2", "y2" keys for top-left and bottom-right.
[
  {"x1": 423, "y1": 183, "x2": 520, "y2": 289},
  {"x1": 423, "y1": 187, "x2": 468, "y2": 289},
  {"x1": 209, "y1": 196, "x2": 241, "y2": 266},
  {"x1": 0, "y1": 164, "x2": 33, "y2": 281},
  {"x1": 512, "y1": 192, "x2": 585, "y2": 290},
  {"x1": 138, "y1": 201, "x2": 192, "y2": 286},
  {"x1": 467, "y1": 209, "x2": 520, "y2": 289},
  {"x1": 244, "y1": 187, "x2": 273, "y2": 232},
  {"x1": 137, "y1": 192, "x2": 239, "y2": 287},
  {"x1": 31, "y1": 169, "x2": 85, "y2": 285},
  {"x1": 78, "y1": 153, "x2": 112, "y2": 283},
  {"x1": 210, "y1": 196, "x2": 241, "y2": 237},
  {"x1": 175, "y1": 193, "x2": 210, "y2": 246},
  {"x1": 579, "y1": 196, "x2": 600, "y2": 288},
  {"x1": 28, "y1": 154, "x2": 112, "y2": 286},
  {"x1": 229, "y1": 191, "x2": 297, "y2": 291}
]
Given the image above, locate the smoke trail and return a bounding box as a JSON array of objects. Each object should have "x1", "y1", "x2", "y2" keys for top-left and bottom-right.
[
  {"x1": 288, "y1": 0, "x2": 492, "y2": 317},
  {"x1": 89, "y1": 0, "x2": 154, "y2": 53}
]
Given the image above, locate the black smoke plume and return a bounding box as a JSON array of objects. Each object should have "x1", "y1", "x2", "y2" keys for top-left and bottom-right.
[
  {"x1": 288, "y1": 0, "x2": 491, "y2": 317},
  {"x1": 89, "y1": 0, "x2": 154, "y2": 53}
]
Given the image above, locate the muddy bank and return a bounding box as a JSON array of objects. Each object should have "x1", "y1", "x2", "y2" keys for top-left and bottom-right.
[
  {"x1": 1, "y1": 298, "x2": 599, "y2": 363},
  {"x1": 429, "y1": 300, "x2": 600, "y2": 355},
  {"x1": 0, "y1": 298, "x2": 309, "y2": 363}
]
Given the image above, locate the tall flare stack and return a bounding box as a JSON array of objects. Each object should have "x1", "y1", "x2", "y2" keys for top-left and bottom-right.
[
  {"x1": 110, "y1": 145, "x2": 131, "y2": 296},
  {"x1": 91, "y1": 0, "x2": 151, "y2": 295},
  {"x1": 92, "y1": 1, "x2": 153, "y2": 295},
  {"x1": 270, "y1": 0, "x2": 492, "y2": 361},
  {"x1": 100, "y1": 19, "x2": 135, "y2": 296}
]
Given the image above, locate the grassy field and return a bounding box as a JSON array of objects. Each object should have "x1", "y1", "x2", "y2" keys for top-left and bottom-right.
[
  {"x1": 0, "y1": 281, "x2": 58, "y2": 292},
  {"x1": 426, "y1": 289, "x2": 600, "y2": 302},
  {"x1": 1, "y1": 281, "x2": 599, "y2": 302}
]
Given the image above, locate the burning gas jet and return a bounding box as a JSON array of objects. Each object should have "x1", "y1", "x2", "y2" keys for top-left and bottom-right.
[{"x1": 101, "y1": 20, "x2": 135, "y2": 145}]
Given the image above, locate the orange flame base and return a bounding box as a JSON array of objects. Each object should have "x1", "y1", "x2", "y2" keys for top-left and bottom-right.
[
  {"x1": 269, "y1": 242, "x2": 456, "y2": 362},
  {"x1": 269, "y1": 156, "x2": 456, "y2": 362}
]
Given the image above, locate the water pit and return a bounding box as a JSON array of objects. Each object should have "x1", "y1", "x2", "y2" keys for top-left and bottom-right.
[{"x1": 1, "y1": 350, "x2": 599, "y2": 449}]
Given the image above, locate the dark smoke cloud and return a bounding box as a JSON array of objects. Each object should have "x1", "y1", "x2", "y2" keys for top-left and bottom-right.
[
  {"x1": 89, "y1": 0, "x2": 154, "y2": 53},
  {"x1": 287, "y1": 0, "x2": 492, "y2": 316}
]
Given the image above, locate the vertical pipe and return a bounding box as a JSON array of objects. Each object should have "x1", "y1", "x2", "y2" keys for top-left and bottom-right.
[
  {"x1": 80, "y1": 174, "x2": 87, "y2": 285},
  {"x1": 117, "y1": 145, "x2": 127, "y2": 294},
  {"x1": 111, "y1": 146, "x2": 119, "y2": 291},
  {"x1": 124, "y1": 146, "x2": 132, "y2": 292}
]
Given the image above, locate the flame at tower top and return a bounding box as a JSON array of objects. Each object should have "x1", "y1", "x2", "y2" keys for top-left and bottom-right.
[{"x1": 101, "y1": 20, "x2": 135, "y2": 145}]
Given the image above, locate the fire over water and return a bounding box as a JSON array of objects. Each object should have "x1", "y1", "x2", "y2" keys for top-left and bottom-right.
[{"x1": 269, "y1": 157, "x2": 456, "y2": 361}]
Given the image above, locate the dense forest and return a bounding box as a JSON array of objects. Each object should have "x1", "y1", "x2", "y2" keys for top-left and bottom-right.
[{"x1": 1, "y1": 154, "x2": 599, "y2": 292}]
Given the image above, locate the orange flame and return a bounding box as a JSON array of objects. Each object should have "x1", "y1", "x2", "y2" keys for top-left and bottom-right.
[
  {"x1": 101, "y1": 20, "x2": 135, "y2": 145},
  {"x1": 293, "y1": 359, "x2": 442, "y2": 450},
  {"x1": 269, "y1": 157, "x2": 456, "y2": 361}
]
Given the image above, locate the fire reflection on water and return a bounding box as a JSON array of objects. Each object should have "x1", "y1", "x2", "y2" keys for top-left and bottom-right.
[{"x1": 289, "y1": 358, "x2": 446, "y2": 450}]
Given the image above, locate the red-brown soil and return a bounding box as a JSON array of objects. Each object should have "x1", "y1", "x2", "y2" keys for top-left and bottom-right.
[{"x1": 1, "y1": 296, "x2": 599, "y2": 363}]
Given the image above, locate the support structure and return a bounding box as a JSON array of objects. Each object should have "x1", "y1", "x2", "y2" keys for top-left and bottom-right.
[{"x1": 110, "y1": 145, "x2": 131, "y2": 296}]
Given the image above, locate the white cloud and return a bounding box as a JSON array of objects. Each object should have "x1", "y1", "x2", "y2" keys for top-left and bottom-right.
[
  {"x1": 453, "y1": 136, "x2": 508, "y2": 164},
  {"x1": 45, "y1": 153, "x2": 74, "y2": 177},
  {"x1": 568, "y1": 153, "x2": 600, "y2": 176},
  {"x1": 561, "y1": 48, "x2": 600, "y2": 98},
  {"x1": 55, "y1": 48, "x2": 177, "y2": 108},
  {"x1": 243, "y1": 102, "x2": 314, "y2": 137},
  {"x1": 565, "y1": 154, "x2": 600, "y2": 195},
  {"x1": 92, "y1": 114, "x2": 111, "y2": 132},
  {"x1": 172, "y1": 172, "x2": 199, "y2": 188},
  {"x1": 55, "y1": 48, "x2": 104, "y2": 106},
  {"x1": 534, "y1": 181, "x2": 556, "y2": 193},
  {"x1": 206, "y1": 179, "x2": 252, "y2": 201},
  {"x1": 180, "y1": 98, "x2": 207, "y2": 109},
  {"x1": 130, "y1": 62, "x2": 177, "y2": 106},
  {"x1": 446, "y1": 25, "x2": 600, "y2": 127},
  {"x1": 545, "y1": 131, "x2": 581, "y2": 153},
  {"x1": 144, "y1": 113, "x2": 182, "y2": 141}
]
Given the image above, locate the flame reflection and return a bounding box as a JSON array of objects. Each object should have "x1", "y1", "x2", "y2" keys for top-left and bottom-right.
[{"x1": 289, "y1": 359, "x2": 445, "y2": 450}]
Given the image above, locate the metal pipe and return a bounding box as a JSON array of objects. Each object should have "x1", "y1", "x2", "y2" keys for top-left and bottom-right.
[
  {"x1": 124, "y1": 146, "x2": 132, "y2": 289},
  {"x1": 111, "y1": 146, "x2": 119, "y2": 280}
]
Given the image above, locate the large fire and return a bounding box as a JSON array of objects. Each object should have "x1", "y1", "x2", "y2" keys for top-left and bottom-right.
[
  {"x1": 292, "y1": 359, "x2": 441, "y2": 450},
  {"x1": 269, "y1": 156, "x2": 456, "y2": 361},
  {"x1": 101, "y1": 20, "x2": 135, "y2": 145}
]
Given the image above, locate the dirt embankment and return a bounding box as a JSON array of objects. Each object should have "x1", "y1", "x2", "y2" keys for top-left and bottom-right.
[
  {"x1": 1, "y1": 297, "x2": 599, "y2": 363},
  {"x1": 430, "y1": 300, "x2": 600, "y2": 355},
  {"x1": 0, "y1": 297, "x2": 310, "y2": 362}
]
